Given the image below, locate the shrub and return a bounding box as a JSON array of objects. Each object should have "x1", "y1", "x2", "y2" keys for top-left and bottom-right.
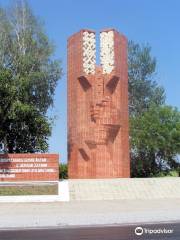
[{"x1": 59, "y1": 163, "x2": 68, "y2": 179}]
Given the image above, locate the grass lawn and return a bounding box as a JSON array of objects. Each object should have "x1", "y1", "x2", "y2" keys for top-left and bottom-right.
[{"x1": 0, "y1": 183, "x2": 58, "y2": 196}]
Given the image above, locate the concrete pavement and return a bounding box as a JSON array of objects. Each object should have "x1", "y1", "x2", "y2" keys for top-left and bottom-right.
[
  {"x1": 0, "y1": 198, "x2": 180, "y2": 229},
  {"x1": 0, "y1": 178, "x2": 180, "y2": 229}
]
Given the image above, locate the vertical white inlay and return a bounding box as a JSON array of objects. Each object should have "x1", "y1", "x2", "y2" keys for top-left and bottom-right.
[
  {"x1": 100, "y1": 31, "x2": 114, "y2": 74},
  {"x1": 82, "y1": 31, "x2": 96, "y2": 74}
]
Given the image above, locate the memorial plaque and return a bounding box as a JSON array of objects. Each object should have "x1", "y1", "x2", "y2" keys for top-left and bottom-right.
[{"x1": 0, "y1": 154, "x2": 59, "y2": 181}]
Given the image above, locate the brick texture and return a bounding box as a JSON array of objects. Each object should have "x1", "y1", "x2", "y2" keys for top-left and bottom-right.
[
  {"x1": 0, "y1": 154, "x2": 59, "y2": 182},
  {"x1": 68, "y1": 29, "x2": 130, "y2": 178}
]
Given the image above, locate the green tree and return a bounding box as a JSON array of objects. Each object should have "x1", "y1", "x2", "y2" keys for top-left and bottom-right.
[
  {"x1": 130, "y1": 105, "x2": 180, "y2": 177},
  {"x1": 0, "y1": 0, "x2": 62, "y2": 153},
  {"x1": 128, "y1": 41, "x2": 165, "y2": 116}
]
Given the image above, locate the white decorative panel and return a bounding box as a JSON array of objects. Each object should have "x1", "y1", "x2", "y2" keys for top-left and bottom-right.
[
  {"x1": 82, "y1": 31, "x2": 96, "y2": 74},
  {"x1": 100, "y1": 31, "x2": 114, "y2": 74}
]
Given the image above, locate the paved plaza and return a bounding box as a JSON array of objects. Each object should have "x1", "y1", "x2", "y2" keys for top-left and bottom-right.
[
  {"x1": 0, "y1": 198, "x2": 180, "y2": 229},
  {"x1": 0, "y1": 178, "x2": 180, "y2": 229}
]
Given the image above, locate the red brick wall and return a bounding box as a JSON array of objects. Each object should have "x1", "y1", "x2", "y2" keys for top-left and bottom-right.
[
  {"x1": 68, "y1": 29, "x2": 130, "y2": 178},
  {"x1": 0, "y1": 154, "x2": 59, "y2": 181}
]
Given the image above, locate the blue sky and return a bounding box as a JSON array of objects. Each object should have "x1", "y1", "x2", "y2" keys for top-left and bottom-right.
[{"x1": 1, "y1": 0, "x2": 180, "y2": 162}]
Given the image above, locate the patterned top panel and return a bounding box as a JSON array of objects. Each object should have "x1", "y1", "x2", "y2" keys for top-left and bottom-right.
[
  {"x1": 82, "y1": 31, "x2": 96, "y2": 75},
  {"x1": 100, "y1": 31, "x2": 114, "y2": 74}
]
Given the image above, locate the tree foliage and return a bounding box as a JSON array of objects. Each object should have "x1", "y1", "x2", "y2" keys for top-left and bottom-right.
[
  {"x1": 128, "y1": 41, "x2": 165, "y2": 116},
  {"x1": 0, "y1": 0, "x2": 62, "y2": 153},
  {"x1": 130, "y1": 105, "x2": 180, "y2": 177},
  {"x1": 128, "y1": 41, "x2": 180, "y2": 177}
]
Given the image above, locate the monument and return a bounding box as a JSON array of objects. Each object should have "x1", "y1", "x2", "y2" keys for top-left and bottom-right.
[{"x1": 68, "y1": 29, "x2": 130, "y2": 178}]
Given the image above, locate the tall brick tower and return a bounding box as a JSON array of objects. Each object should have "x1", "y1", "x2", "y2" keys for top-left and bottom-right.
[{"x1": 68, "y1": 29, "x2": 130, "y2": 178}]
